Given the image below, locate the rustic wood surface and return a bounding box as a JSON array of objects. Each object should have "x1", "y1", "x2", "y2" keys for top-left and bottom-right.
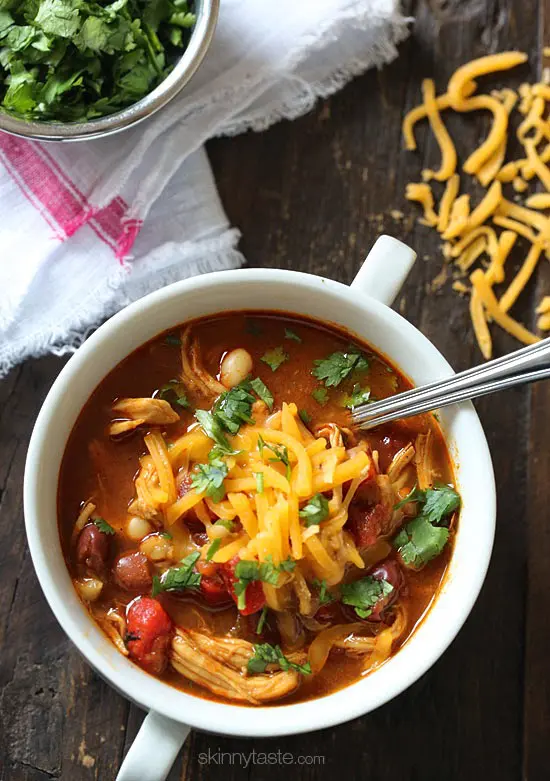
[{"x1": 1, "y1": 0, "x2": 549, "y2": 778}]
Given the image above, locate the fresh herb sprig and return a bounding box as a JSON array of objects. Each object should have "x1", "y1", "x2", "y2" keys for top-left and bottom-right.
[
  {"x1": 0, "y1": 0, "x2": 197, "y2": 121},
  {"x1": 151, "y1": 551, "x2": 201, "y2": 597},
  {"x1": 247, "y1": 643, "x2": 311, "y2": 675},
  {"x1": 312, "y1": 349, "x2": 369, "y2": 388},
  {"x1": 393, "y1": 484, "x2": 460, "y2": 568}
]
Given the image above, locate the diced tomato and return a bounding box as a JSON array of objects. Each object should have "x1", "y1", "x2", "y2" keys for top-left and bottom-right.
[
  {"x1": 348, "y1": 502, "x2": 392, "y2": 549},
  {"x1": 126, "y1": 596, "x2": 173, "y2": 675},
  {"x1": 221, "y1": 556, "x2": 267, "y2": 616}
]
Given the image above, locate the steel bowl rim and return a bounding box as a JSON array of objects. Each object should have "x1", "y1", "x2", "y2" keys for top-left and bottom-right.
[{"x1": 0, "y1": 0, "x2": 219, "y2": 142}]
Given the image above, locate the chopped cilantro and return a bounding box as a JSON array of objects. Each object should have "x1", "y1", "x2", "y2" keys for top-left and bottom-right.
[
  {"x1": 342, "y1": 383, "x2": 371, "y2": 409},
  {"x1": 214, "y1": 518, "x2": 234, "y2": 532},
  {"x1": 191, "y1": 457, "x2": 228, "y2": 503},
  {"x1": 213, "y1": 383, "x2": 255, "y2": 434},
  {"x1": 393, "y1": 484, "x2": 460, "y2": 568},
  {"x1": 261, "y1": 346, "x2": 289, "y2": 372},
  {"x1": 151, "y1": 552, "x2": 201, "y2": 597},
  {"x1": 160, "y1": 531, "x2": 173, "y2": 539},
  {"x1": 206, "y1": 538, "x2": 221, "y2": 562},
  {"x1": 249, "y1": 377, "x2": 274, "y2": 411},
  {"x1": 311, "y1": 387, "x2": 329, "y2": 406},
  {"x1": 261, "y1": 440, "x2": 291, "y2": 481},
  {"x1": 284, "y1": 328, "x2": 302, "y2": 343},
  {"x1": 298, "y1": 409, "x2": 312, "y2": 425},
  {"x1": 394, "y1": 484, "x2": 426, "y2": 510},
  {"x1": 93, "y1": 517, "x2": 115, "y2": 535},
  {"x1": 340, "y1": 576, "x2": 393, "y2": 619},
  {"x1": 194, "y1": 410, "x2": 233, "y2": 454},
  {"x1": 256, "y1": 606, "x2": 268, "y2": 634},
  {"x1": 299, "y1": 494, "x2": 329, "y2": 526},
  {"x1": 312, "y1": 578, "x2": 334, "y2": 605},
  {"x1": 312, "y1": 350, "x2": 369, "y2": 388},
  {"x1": 233, "y1": 557, "x2": 293, "y2": 611},
  {"x1": 158, "y1": 378, "x2": 190, "y2": 410},
  {"x1": 0, "y1": 0, "x2": 197, "y2": 122},
  {"x1": 247, "y1": 643, "x2": 311, "y2": 675},
  {"x1": 276, "y1": 557, "x2": 296, "y2": 573}
]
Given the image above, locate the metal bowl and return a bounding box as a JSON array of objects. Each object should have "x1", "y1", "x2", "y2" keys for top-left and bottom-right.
[{"x1": 0, "y1": 0, "x2": 219, "y2": 142}]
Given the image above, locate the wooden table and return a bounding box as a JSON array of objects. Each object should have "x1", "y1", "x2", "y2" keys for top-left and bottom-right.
[{"x1": 2, "y1": 0, "x2": 550, "y2": 778}]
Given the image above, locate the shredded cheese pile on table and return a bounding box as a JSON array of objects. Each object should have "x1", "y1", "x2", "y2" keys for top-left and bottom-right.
[{"x1": 403, "y1": 51, "x2": 550, "y2": 358}]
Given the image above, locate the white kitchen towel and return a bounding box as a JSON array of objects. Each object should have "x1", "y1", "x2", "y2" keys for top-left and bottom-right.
[{"x1": 0, "y1": 0, "x2": 410, "y2": 377}]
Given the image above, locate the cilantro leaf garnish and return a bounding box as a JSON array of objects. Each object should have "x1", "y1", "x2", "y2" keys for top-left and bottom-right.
[
  {"x1": 298, "y1": 409, "x2": 311, "y2": 426},
  {"x1": 259, "y1": 438, "x2": 291, "y2": 481},
  {"x1": 233, "y1": 557, "x2": 293, "y2": 611},
  {"x1": 312, "y1": 578, "x2": 334, "y2": 605},
  {"x1": 249, "y1": 377, "x2": 274, "y2": 411},
  {"x1": 247, "y1": 643, "x2": 311, "y2": 675},
  {"x1": 194, "y1": 410, "x2": 233, "y2": 454},
  {"x1": 151, "y1": 552, "x2": 201, "y2": 597},
  {"x1": 393, "y1": 484, "x2": 460, "y2": 568},
  {"x1": 206, "y1": 538, "x2": 221, "y2": 562},
  {"x1": 93, "y1": 517, "x2": 116, "y2": 535},
  {"x1": 311, "y1": 387, "x2": 329, "y2": 406},
  {"x1": 340, "y1": 576, "x2": 393, "y2": 618},
  {"x1": 158, "y1": 379, "x2": 190, "y2": 409},
  {"x1": 256, "y1": 606, "x2": 268, "y2": 634},
  {"x1": 284, "y1": 328, "x2": 302, "y2": 343},
  {"x1": 394, "y1": 484, "x2": 426, "y2": 510},
  {"x1": 261, "y1": 346, "x2": 289, "y2": 372},
  {"x1": 214, "y1": 518, "x2": 234, "y2": 532},
  {"x1": 312, "y1": 350, "x2": 369, "y2": 388},
  {"x1": 299, "y1": 494, "x2": 329, "y2": 526},
  {"x1": 0, "y1": 0, "x2": 197, "y2": 122},
  {"x1": 342, "y1": 383, "x2": 371, "y2": 409},
  {"x1": 421, "y1": 484, "x2": 461, "y2": 523},
  {"x1": 213, "y1": 383, "x2": 255, "y2": 434},
  {"x1": 191, "y1": 457, "x2": 228, "y2": 503}
]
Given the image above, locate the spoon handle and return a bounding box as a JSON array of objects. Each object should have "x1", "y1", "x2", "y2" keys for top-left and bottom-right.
[{"x1": 352, "y1": 358, "x2": 550, "y2": 430}]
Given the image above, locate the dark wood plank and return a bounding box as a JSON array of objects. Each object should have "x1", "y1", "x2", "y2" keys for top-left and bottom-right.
[{"x1": 1, "y1": 1, "x2": 548, "y2": 779}]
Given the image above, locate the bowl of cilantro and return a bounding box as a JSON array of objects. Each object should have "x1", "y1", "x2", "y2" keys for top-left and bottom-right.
[{"x1": 0, "y1": 0, "x2": 218, "y2": 141}]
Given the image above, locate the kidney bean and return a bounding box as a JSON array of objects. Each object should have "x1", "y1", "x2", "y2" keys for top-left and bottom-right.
[
  {"x1": 114, "y1": 551, "x2": 152, "y2": 591},
  {"x1": 76, "y1": 523, "x2": 110, "y2": 577},
  {"x1": 368, "y1": 559, "x2": 404, "y2": 622}
]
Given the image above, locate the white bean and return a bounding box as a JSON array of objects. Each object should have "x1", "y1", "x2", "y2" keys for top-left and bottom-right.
[
  {"x1": 220, "y1": 348, "x2": 253, "y2": 388},
  {"x1": 127, "y1": 516, "x2": 153, "y2": 541},
  {"x1": 140, "y1": 534, "x2": 174, "y2": 562},
  {"x1": 74, "y1": 577, "x2": 103, "y2": 602}
]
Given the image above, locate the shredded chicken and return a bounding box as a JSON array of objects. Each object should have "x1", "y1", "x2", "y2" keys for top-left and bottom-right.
[
  {"x1": 109, "y1": 398, "x2": 179, "y2": 436},
  {"x1": 171, "y1": 629, "x2": 302, "y2": 704},
  {"x1": 387, "y1": 444, "x2": 415, "y2": 483},
  {"x1": 127, "y1": 497, "x2": 162, "y2": 524},
  {"x1": 314, "y1": 423, "x2": 344, "y2": 449},
  {"x1": 415, "y1": 431, "x2": 434, "y2": 490},
  {"x1": 180, "y1": 326, "x2": 225, "y2": 398}
]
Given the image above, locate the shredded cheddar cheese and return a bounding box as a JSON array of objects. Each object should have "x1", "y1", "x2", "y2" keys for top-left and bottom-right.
[{"x1": 402, "y1": 51, "x2": 549, "y2": 358}]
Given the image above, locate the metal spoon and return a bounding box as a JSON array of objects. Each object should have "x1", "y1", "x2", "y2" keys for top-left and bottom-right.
[{"x1": 351, "y1": 337, "x2": 550, "y2": 430}]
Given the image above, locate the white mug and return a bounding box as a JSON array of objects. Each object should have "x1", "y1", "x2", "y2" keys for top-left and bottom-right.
[{"x1": 24, "y1": 236, "x2": 496, "y2": 780}]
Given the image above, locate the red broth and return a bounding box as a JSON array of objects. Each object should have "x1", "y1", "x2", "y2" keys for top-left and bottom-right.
[{"x1": 58, "y1": 312, "x2": 457, "y2": 705}]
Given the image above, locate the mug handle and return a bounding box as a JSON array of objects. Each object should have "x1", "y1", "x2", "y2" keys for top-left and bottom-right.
[
  {"x1": 116, "y1": 711, "x2": 190, "y2": 781},
  {"x1": 350, "y1": 235, "x2": 417, "y2": 306}
]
